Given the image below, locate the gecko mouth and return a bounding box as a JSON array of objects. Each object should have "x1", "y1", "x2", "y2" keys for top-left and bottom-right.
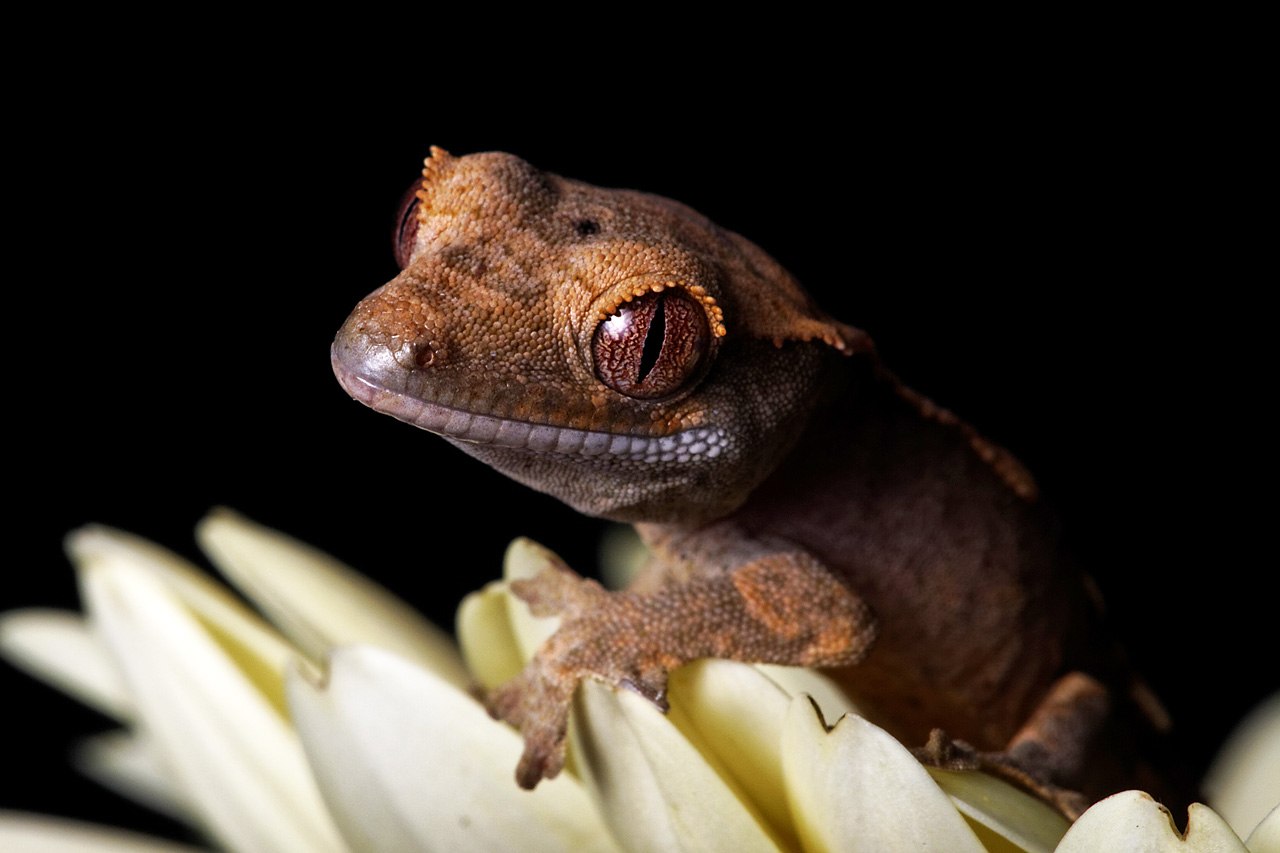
[{"x1": 331, "y1": 346, "x2": 726, "y2": 463}]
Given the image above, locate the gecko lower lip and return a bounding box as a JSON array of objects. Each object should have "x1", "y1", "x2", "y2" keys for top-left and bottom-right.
[{"x1": 330, "y1": 346, "x2": 726, "y2": 462}]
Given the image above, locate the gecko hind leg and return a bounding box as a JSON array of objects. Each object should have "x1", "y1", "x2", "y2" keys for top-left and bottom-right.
[{"x1": 913, "y1": 672, "x2": 1111, "y2": 820}]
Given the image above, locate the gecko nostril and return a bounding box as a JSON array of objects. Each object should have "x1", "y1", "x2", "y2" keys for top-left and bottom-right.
[{"x1": 413, "y1": 341, "x2": 439, "y2": 369}]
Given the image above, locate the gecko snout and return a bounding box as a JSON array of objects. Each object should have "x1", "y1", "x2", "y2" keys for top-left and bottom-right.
[{"x1": 331, "y1": 274, "x2": 456, "y2": 399}]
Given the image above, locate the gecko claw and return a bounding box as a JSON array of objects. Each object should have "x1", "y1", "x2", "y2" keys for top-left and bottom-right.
[{"x1": 619, "y1": 674, "x2": 670, "y2": 711}]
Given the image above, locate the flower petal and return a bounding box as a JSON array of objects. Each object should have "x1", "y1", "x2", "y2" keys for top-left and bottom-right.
[
  {"x1": 69, "y1": 525, "x2": 296, "y2": 715},
  {"x1": 666, "y1": 660, "x2": 799, "y2": 847},
  {"x1": 754, "y1": 663, "x2": 862, "y2": 720},
  {"x1": 197, "y1": 508, "x2": 470, "y2": 689},
  {"x1": 458, "y1": 539, "x2": 577, "y2": 706},
  {"x1": 501, "y1": 538, "x2": 563, "y2": 659},
  {"x1": 597, "y1": 524, "x2": 648, "y2": 590},
  {"x1": 73, "y1": 732, "x2": 188, "y2": 823},
  {"x1": 287, "y1": 645, "x2": 618, "y2": 853},
  {"x1": 81, "y1": 553, "x2": 347, "y2": 852},
  {"x1": 456, "y1": 582, "x2": 525, "y2": 691},
  {"x1": 1055, "y1": 791, "x2": 1248, "y2": 852},
  {"x1": 926, "y1": 767, "x2": 1068, "y2": 853},
  {"x1": 781, "y1": 697, "x2": 985, "y2": 853},
  {"x1": 0, "y1": 609, "x2": 130, "y2": 721},
  {"x1": 1246, "y1": 805, "x2": 1278, "y2": 853},
  {"x1": 0, "y1": 811, "x2": 202, "y2": 852},
  {"x1": 1204, "y1": 691, "x2": 1280, "y2": 841},
  {"x1": 572, "y1": 678, "x2": 783, "y2": 852}
]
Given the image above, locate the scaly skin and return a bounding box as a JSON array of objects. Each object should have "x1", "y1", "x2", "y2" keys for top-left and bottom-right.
[{"x1": 332, "y1": 148, "x2": 1185, "y2": 817}]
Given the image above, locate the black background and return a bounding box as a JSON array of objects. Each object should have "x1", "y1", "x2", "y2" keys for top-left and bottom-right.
[{"x1": 4, "y1": 51, "x2": 1269, "y2": 842}]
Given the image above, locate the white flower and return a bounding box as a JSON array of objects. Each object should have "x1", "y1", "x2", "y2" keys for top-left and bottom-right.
[{"x1": 1, "y1": 510, "x2": 1274, "y2": 852}]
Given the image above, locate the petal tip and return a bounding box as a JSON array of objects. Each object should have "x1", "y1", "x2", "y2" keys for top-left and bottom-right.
[
  {"x1": 63, "y1": 525, "x2": 112, "y2": 562},
  {"x1": 194, "y1": 506, "x2": 251, "y2": 549}
]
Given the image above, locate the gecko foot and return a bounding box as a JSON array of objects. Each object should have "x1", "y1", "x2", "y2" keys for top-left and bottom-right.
[
  {"x1": 487, "y1": 664, "x2": 575, "y2": 788},
  {"x1": 487, "y1": 639, "x2": 674, "y2": 788},
  {"x1": 488, "y1": 564, "x2": 674, "y2": 788},
  {"x1": 489, "y1": 552, "x2": 876, "y2": 790},
  {"x1": 508, "y1": 556, "x2": 610, "y2": 618},
  {"x1": 913, "y1": 728, "x2": 1091, "y2": 820}
]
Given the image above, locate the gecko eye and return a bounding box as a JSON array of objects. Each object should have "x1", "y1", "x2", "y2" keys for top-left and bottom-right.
[
  {"x1": 392, "y1": 182, "x2": 422, "y2": 269},
  {"x1": 592, "y1": 289, "x2": 710, "y2": 399}
]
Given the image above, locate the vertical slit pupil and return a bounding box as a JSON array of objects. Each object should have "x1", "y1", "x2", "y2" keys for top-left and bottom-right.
[{"x1": 637, "y1": 293, "x2": 666, "y2": 384}]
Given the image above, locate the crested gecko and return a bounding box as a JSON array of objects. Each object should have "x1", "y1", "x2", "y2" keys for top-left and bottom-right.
[{"x1": 331, "y1": 148, "x2": 1185, "y2": 818}]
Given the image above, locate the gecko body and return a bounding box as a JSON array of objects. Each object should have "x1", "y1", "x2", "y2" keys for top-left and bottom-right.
[{"x1": 332, "y1": 148, "x2": 1185, "y2": 817}]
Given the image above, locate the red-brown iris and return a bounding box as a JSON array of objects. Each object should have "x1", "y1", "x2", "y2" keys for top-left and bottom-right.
[{"x1": 593, "y1": 289, "x2": 710, "y2": 399}]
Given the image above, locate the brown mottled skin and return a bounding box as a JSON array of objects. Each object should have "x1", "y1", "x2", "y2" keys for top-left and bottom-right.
[{"x1": 332, "y1": 148, "x2": 1183, "y2": 818}]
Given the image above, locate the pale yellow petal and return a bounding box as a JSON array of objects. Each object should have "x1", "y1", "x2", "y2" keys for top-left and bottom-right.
[
  {"x1": 0, "y1": 811, "x2": 202, "y2": 852},
  {"x1": 456, "y1": 582, "x2": 525, "y2": 691},
  {"x1": 572, "y1": 679, "x2": 783, "y2": 852},
  {"x1": 1205, "y1": 692, "x2": 1280, "y2": 841},
  {"x1": 197, "y1": 508, "x2": 469, "y2": 688},
  {"x1": 1055, "y1": 791, "x2": 1248, "y2": 852},
  {"x1": 1246, "y1": 805, "x2": 1278, "y2": 853},
  {"x1": 81, "y1": 557, "x2": 347, "y2": 853},
  {"x1": 667, "y1": 660, "x2": 799, "y2": 847},
  {"x1": 754, "y1": 663, "x2": 862, "y2": 720},
  {"x1": 0, "y1": 609, "x2": 130, "y2": 720},
  {"x1": 69, "y1": 525, "x2": 295, "y2": 715},
  {"x1": 73, "y1": 732, "x2": 188, "y2": 823},
  {"x1": 501, "y1": 538, "x2": 563, "y2": 659},
  {"x1": 927, "y1": 767, "x2": 1069, "y2": 853},
  {"x1": 287, "y1": 645, "x2": 618, "y2": 853},
  {"x1": 781, "y1": 697, "x2": 985, "y2": 853},
  {"x1": 597, "y1": 524, "x2": 648, "y2": 590},
  {"x1": 477, "y1": 547, "x2": 589, "y2": 779}
]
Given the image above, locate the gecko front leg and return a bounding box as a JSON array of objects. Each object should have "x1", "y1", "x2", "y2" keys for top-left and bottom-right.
[{"x1": 488, "y1": 546, "x2": 877, "y2": 789}]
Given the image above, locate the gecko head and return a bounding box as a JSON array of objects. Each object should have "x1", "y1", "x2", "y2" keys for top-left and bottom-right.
[{"x1": 332, "y1": 148, "x2": 872, "y2": 524}]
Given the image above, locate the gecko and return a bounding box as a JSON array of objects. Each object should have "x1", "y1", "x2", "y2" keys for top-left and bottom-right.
[{"x1": 331, "y1": 147, "x2": 1186, "y2": 818}]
